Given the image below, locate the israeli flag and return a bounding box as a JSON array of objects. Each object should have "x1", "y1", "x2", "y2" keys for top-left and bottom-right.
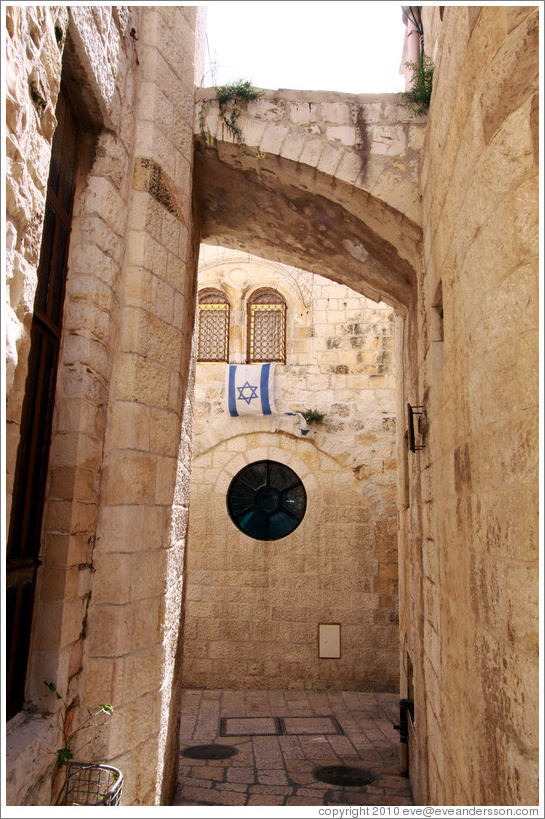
[{"x1": 225, "y1": 363, "x2": 277, "y2": 417}]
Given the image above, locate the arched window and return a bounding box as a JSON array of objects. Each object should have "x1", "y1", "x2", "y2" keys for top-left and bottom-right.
[
  {"x1": 197, "y1": 288, "x2": 230, "y2": 362},
  {"x1": 247, "y1": 289, "x2": 286, "y2": 363}
]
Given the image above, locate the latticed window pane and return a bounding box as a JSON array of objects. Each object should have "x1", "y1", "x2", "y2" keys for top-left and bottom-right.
[
  {"x1": 197, "y1": 289, "x2": 229, "y2": 361},
  {"x1": 249, "y1": 305, "x2": 286, "y2": 362},
  {"x1": 247, "y1": 289, "x2": 286, "y2": 362}
]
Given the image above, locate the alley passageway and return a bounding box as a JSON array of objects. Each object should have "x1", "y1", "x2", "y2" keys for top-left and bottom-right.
[
  {"x1": 5, "y1": 5, "x2": 538, "y2": 808},
  {"x1": 172, "y1": 689, "x2": 413, "y2": 807}
]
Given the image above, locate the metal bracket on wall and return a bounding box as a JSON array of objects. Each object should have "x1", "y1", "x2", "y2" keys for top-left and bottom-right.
[{"x1": 407, "y1": 403, "x2": 426, "y2": 452}]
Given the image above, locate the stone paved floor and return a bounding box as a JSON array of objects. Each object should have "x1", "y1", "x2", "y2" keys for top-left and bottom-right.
[{"x1": 172, "y1": 689, "x2": 414, "y2": 807}]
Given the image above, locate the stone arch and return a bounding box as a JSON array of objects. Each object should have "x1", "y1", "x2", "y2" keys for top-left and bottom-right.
[
  {"x1": 198, "y1": 286, "x2": 230, "y2": 301},
  {"x1": 210, "y1": 433, "x2": 320, "y2": 498},
  {"x1": 242, "y1": 281, "x2": 296, "y2": 323},
  {"x1": 193, "y1": 423, "x2": 384, "y2": 486},
  {"x1": 198, "y1": 247, "x2": 313, "y2": 310},
  {"x1": 195, "y1": 89, "x2": 426, "y2": 310}
]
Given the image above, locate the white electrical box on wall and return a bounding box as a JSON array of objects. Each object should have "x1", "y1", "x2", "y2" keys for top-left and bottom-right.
[{"x1": 318, "y1": 623, "x2": 341, "y2": 658}]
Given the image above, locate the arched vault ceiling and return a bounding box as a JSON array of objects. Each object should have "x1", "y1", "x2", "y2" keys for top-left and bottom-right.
[{"x1": 194, "y1": 145, "x2": 420, "y2": 311}]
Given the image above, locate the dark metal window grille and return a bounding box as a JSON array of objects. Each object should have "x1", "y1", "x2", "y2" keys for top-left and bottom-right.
[
  {"x1": 6, "y1": 85, "x2": 78, "y2": 721},
  {"x1": 197, "y1": 289, "x2": 230, "y2": 362},
  {"x1": 227, "y1": 460, "x2": 306, "y2": 541},
  {"x1": 247, "y1": 289, "x2": 286, "y2": 363}
]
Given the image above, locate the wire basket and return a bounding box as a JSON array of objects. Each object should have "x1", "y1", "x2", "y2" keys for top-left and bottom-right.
[{"x1": 63, "y1": 762, "x2": 123, "y2": 805}]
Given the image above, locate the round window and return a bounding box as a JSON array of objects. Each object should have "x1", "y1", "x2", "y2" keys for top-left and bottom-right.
[{"x1": 227, "y1": 460, "x2": 307, "y2": 541}]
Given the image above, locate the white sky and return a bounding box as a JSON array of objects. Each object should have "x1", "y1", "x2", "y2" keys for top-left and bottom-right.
[{"x1": 201, "y1": 1, "x2": 408, "y2": 94}]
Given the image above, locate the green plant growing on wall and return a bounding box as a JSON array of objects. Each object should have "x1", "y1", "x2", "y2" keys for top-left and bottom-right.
[
  {"x1": 199, "y1": 79, "x2": 263, "y2": 153},
  {"x1": 300, "y1": 409, "x2": 326, "y2": 425},
  {"x1": 401, "y1": 56, "x2": 435, "y2": 115},
  {"x1": 216, "y1": 79, "x2": 262, "y2": 144},
  {"x1": 44, "y1": 681, "x2": 113, "y2": 766},
  {"x1": 198, "y1": 104, "x2": 214, "y2": 147}
]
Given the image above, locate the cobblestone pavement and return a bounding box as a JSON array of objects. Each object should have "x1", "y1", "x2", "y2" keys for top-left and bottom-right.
[{"x1": 172, "y1": 689, "x2": 414, "y2": 808}]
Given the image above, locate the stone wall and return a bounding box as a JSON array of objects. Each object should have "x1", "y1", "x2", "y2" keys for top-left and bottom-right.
[
  {"x1": 5, "y1": 5, "x2": 204, "y2": 806},
  {"x1": 402, "y1": 5, "x2": 539, "y2": 805},
  {"x1": 183, "y1": 247, "x2": 399, "y2": 691},
  {"x1": 77, "y1": 6, "x2": 202, "y2": 804},
  {"x1": 6, "y1": 4, "x2": 142, "y2": 804}
]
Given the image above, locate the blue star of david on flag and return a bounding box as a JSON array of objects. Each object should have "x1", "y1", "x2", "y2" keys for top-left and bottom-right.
[
  {"x1": 224, "y1": 363, "x2": 310, "y2": 435},
  {"x1": 225, "y1": 363, "x2": 276, "y2": 417},
  {"x1": 237, "y1": 381, "x2": 259, "y2": 405}
]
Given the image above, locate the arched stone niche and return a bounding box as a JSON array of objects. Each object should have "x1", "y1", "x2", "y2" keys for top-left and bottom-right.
[{"x1": 183, "y1": 432, "x2": 398, "y2": 691}]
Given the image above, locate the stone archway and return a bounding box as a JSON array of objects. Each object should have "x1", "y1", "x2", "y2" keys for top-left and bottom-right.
[
  {"x1": 183, "y1": 241, "x2": 400, "y2": 713},
  {"x1": 185, "y1": 92, "x2": 422, "y2": 715},
  {"x1": 194, "y1": 88, "x2": 426, "y2": 310}
]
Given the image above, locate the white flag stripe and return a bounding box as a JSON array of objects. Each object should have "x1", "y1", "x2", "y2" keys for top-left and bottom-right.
[{"x1": 225, "y1": 363, "x2": 276, "y2": 417}]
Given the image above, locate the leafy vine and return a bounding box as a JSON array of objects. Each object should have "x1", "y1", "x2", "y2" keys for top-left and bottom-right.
[{"x1": 44, "y1": 681, "x2": 113, "y2": 766}]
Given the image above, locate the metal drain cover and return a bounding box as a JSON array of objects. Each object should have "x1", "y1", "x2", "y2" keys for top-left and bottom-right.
[
  {"x1": 313, "y1": 765, "x2": 375, "y2": 787},
  {"x1": 181, "y1": 744, "x2": 238, "y2": 760}
]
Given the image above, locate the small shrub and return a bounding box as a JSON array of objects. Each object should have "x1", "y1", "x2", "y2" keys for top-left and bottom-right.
[
  {"x1": 216, "y1": 80, "x2": 262, "y2": 147},
  {"x1": 215, "y1": 79, "x2": 262, "y2": 108},
  {"x1": 199, "y1": 79, "x2": 262, "y2": 151},
  {"x1": 44, "y1": 681, "x2": 113, "y2": 766},
  {"x1": 401, "y1": 56, "x2": 434, "y2": 115},
  {"x1": 301, "y1": 409, "x2": 326, "y2": 425}
]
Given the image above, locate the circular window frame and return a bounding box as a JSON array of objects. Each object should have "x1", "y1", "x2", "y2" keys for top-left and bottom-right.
[{"x1": 227, "y1": 460, "x2": 307, "y2": 541}]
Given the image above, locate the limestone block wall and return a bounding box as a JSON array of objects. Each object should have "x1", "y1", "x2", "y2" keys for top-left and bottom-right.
[
  {"x1": 77, "y1": 7, "x2": 202, "y2": 805},
  {"x1": 402, "y1": 5, "x2": 539, "y2": 806},
  {"x1": 183, "y1": 247, "x2": 398, "y2": 690},
  {"x1": 193, "y1": 247, "x2": 397, "y2": 464},
  {"x1": 185, "y1": 433, "x2": 398, "y2": 691},
  {"x1": 5, "y1": 5, "x2": 204, "y2": 806}
]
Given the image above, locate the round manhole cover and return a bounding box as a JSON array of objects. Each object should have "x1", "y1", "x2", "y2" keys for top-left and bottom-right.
[
  {"x1": 181, "y1": 744, "x2": 238, "y2": 760},
  {"x1": 313, "y1": 765, "x2": 375, "y2": 787}
]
